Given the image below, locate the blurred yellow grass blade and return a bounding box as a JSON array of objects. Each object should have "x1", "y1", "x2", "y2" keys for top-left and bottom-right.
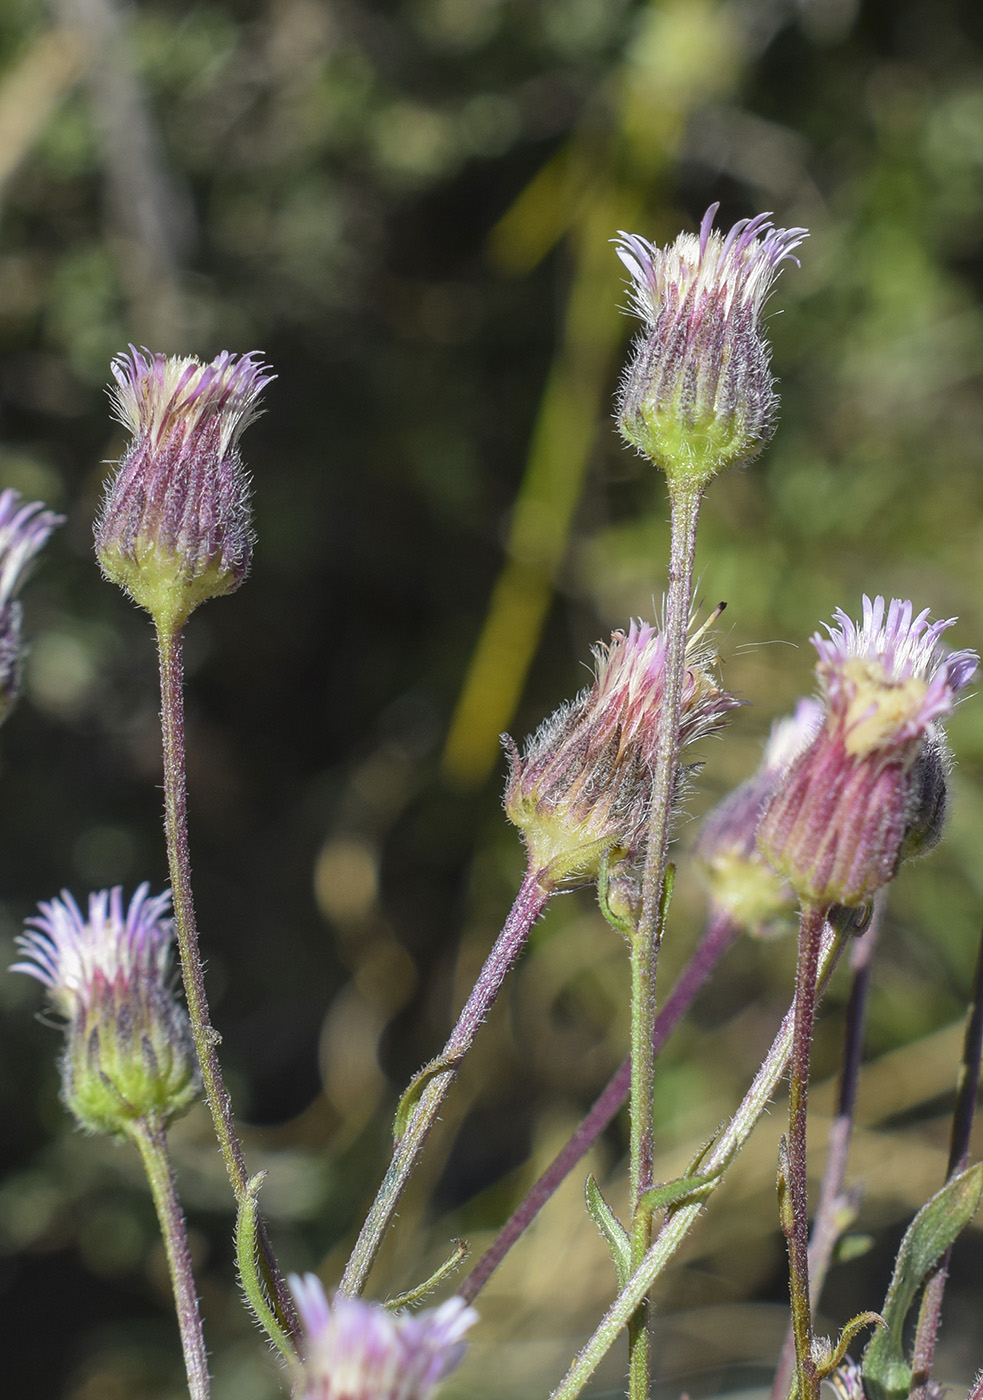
[
  {"x1": 0, "y1": 28, "x2": 86, "y2": 206},
  {"x1": 441, "y1": 0, "x2": 750, "y2": 790},
  {"x1": 441, "y1": 190, "x2": 636, "y2": 789},
  {"x1": 487, "y1": 144, "x2": 596, "y2": 276}
]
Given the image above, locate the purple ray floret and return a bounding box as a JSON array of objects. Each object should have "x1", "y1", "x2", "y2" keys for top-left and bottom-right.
[
  {"x1": 813, "y1": 594, "x2": 978, "y2": 743},
  {"x1": 0, "y1": 488, "x2": 64, "y2": 721},
  {"x1": 289, "y1": 1273, "x2": 476, "y2": 1400}
]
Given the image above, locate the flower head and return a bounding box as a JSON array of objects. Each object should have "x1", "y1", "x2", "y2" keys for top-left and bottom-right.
[
  {"x1": 615, "y1": 205, "x2": 807, "y2": 489},
  {"x1": 504, "y1": 613, "x2": 740, "y2": 889},
  {"x1": 0, "y1": 488, "x2": 64, "y2": 723},
  {"x1": 94, "y1": 347, "x2": 274, "y2": 630},
  {"x1": 289, "y1": 1273, "x2": 476, "y2": 1400},
  {"x1": 757, "y1": 597, "x2": 978, "y2": 908},
  {"x1": 12, "y1": 885, "x2": 199, "y2": 1136},
  {"x1": 694, "y1": 698, "x2": 821, "y2": 935}
]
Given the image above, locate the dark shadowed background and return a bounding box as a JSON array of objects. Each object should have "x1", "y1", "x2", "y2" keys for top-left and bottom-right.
[{"x1": 0, "y1": 0, "x2": 980, "y2": 1396}]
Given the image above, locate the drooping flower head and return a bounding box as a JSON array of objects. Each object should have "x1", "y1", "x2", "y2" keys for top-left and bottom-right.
[
  {"x1": 0, "y1": 488, "x2": 64, "y2": 723},
  {"x1": 288, "y1": 1273, "x2": 476, "y2": 1400},
  {"x1": 504, "y1": 612, "x2": 740, "y2": 890},
  {"x1": 757, "y1": 597, "x2": 978, "y2": 908},
  {"x1": 615, "y1": 205, "x2": 807, "y2": 490},
  {"x1": 94, "y1": 348, "x2": 274, "y2": 631},
  {"x1": 11, "y1": 884, "x2": 199, "y2": 1137},
  {"x1": 693, "y1": 698, "x2": 822, "y2": 936}
]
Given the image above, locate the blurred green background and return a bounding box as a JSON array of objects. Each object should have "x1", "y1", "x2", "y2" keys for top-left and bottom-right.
[{"x1": 0, "y1": 0, "x2": 980, "y2": 1396}]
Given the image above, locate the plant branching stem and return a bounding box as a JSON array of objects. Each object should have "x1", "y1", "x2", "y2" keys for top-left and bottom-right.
[
  {"x1": 340, "y1": 870, "x2": 552, "y2": 1297},
  {"x1": 128, "y1": 1116, "x2": 209, "y2": 1400},
  {"x1": 909, "y1": 910, "x2": 983, "y2": 1400},
  {"x1": 626, "y1": 482, "x2": 702, "y2": 1400},
  {"x1": 771, "y1": 894, "x2": 884, "y2": 1400},
  {"x1": 782, "y1": 899, "x2": 830, "y2": 1400},
  {"x1": 549, "y1": 916, "x2": 850, "y2": 1400},
  {"x1": 459, "y1": 908, "x2": 740, "y2": 1304},
  {"x1": 155, "y1": 620, "x2": 298, "y2": 1346}
]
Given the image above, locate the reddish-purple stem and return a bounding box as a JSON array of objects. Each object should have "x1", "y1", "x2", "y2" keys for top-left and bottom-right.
[
  {"x1": 771, "y1": 895, "x2": 884, "y2": 1400},
  {"x1": 909, "y1": 910, "x2": 983, "y2": 1400},
  {"x1": 340, "y1": 870, "x2": 553, "y2": 1296},
  {"x1": 460, "y1": 907, "x2": 741, "y2": 1303},
  {"x1": 156, "y1": 622, "x2": 298, "y2": 1342}
]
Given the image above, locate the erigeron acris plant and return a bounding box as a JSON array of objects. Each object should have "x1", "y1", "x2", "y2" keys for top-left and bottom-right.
[{"x1": 6, "y1": 208, "x2": 981, "y2": 1400}]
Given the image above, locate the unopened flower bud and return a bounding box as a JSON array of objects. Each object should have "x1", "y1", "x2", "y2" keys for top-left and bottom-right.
[
  {"x1": 0, "y1": 488, "x2": 64, "y2": 723},
  {"x1": 504, "y1": 616, "x2": 740, "y2": 889},
  {"x1": 288, "y1": 1273, "x2": 476, "y2": 1400},
  {"x1": 95, "y1": 347, "x2": 273, "y2": 631},
  {"x1": 694, "y1": 698, "x2": 821, "y2": 936},
  {"x1": 12, "y1": 885, "x2": 199, "y2": 1137},
  {"x1": 615, "y1": 205, "x2": 807, "y2": 490},
  {"x1": 757, "y1": 597, "x2": 978, "y2": 909}
]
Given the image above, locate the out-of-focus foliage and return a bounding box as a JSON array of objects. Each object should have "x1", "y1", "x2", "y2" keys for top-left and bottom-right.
[{"x1": 0, "y1": 0, "x2": 980, "y2": 1397}]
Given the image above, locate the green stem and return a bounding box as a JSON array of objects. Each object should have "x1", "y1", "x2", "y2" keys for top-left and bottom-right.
[
  {"x1": 127, "y1": 1117, "x2": 209, "y2": 1400},
  {"x1": 549, "y1": 915, "x2": 850, "y2": 1400},
  {"x1": 782, "y1": 900, "x2": 829, "y2": 1400},
  {"x1": 155, "y1": 619, "x2": 298, "y2": 1346},
  {"x1": 626, "y1": 483, "x2": 702, "y2": 1400}
]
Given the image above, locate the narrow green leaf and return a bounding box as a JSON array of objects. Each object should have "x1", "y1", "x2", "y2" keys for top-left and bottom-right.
[
  {"x1": 862, "y1": 1163, "x2": 983, "y2": 1400},
  {"x1": 235, "y1": 1173, "x2": 296, "y2": 1361},
  {"x1": 393, "y1": 1055, "x2": 459, "y2": 1141},
  {"x1": 637, "y1": 1168, "x2": 721, "y2": 1224},
  {"x1": 385, "y1": 1239, "x2": 470, "y2": 1309},
  {"x1": 585, "y1": 1174, "x2": 631, "y2": 1287},
  {"x1": 817, "y1": 1311, "x2": 884, "y2": 1379}
]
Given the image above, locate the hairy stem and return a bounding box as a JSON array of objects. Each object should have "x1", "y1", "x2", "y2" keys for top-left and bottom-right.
[
  {"x1": 549, "y1": 915, "x2": 850, "y2": 1400},
  {"x1": 128, "y1": 1117, "x2": 209, "y2": 1400},
  {"x1": 781, "y1": 899, "x2": 830, "y2": 1400},
  {"x1": 155, "y1": 620, "x2": 297, "y2": 1345},
  {"x1": 909, "y1": 911, "x2": 983, "y2": 1400},
  {"x1": 771, "y1": 895, "x2": 884, "y2": 1400},
  {"x1": 459, "y1": 908, "x2": 741, "y2": 1303},
  {"x1": 340, "y1": 870, "x2": 552, "y2": 1297},
  {"x1": 627, "y1": 482, "x2": 703, "y2": 1400}
]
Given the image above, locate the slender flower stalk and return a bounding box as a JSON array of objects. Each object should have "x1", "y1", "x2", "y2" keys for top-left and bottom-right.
[
  {"x1": 94, "y1": 348, "x2": 297, "y2": 1345},
  {"x1": 781, "y1": 899, "x2": 828, "y2": 1400},
  {"x1": 157, "y1": 615, "x2": 297, "y2": 1342},
  {"x1": 129, "y1": 1117, "x2": 213, "y2": 1400},
  {"x1": 625, "y1": 493, "x2": 703, "y2": 1399},
  {"x1": 340, "y1": 871, "x2": 552, "y2": 1297},
  {"x1": 459, "y1": 906, "x2": 742, "y2": 1304},
  {"x1": 12, "y1": 886, "x2": 209, "y2": 1400},
  {"x1": 548, "y1": 913, "x2": 853, "y2": 1400},
  {"x1": 613, "y1": 206, "x2": 805, "y2": 1399},
  {"x1": 770, "y1": 896, "x2": 884, "y2": 1400},
  {"x1": 0, "y1": 487, "x2": 64, "y2": 723}
]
